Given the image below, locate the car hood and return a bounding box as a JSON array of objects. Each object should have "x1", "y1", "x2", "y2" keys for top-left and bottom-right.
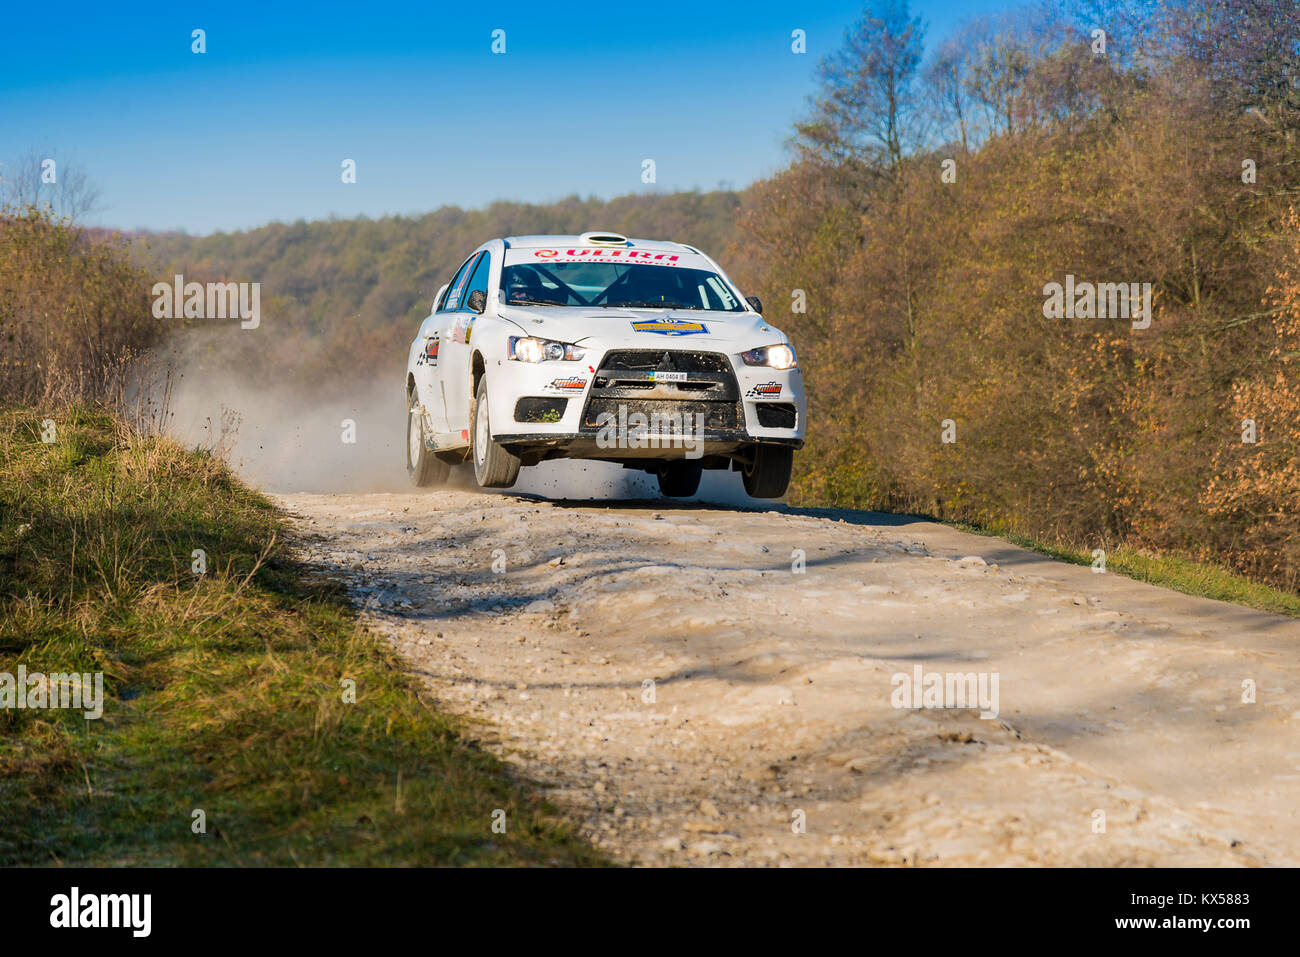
[{"x1": 498, "y1": 306, "x2": 780, "y2": 348}]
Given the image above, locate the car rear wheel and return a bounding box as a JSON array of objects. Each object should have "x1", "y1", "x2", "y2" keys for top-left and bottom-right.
[
  {"x1": 471, "y1": 377, "x2": 521, "y2": 489},
  {"x1": 741, "y1": 444, "x2": 793, "y2": 499},
  {"x1": 407, "y1": 389, "x2": 451, "y2": 487},
  {"x1": 656, "y1": 460, "x2": 702, "y2": 498}
]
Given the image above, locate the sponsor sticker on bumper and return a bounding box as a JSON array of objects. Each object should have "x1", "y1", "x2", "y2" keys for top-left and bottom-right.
[{"x1": 545, "y1": 377, "x2": 588, "y2": 393}]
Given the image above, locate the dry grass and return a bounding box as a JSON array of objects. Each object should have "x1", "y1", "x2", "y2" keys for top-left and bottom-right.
[{"x1": 0, "y1": 404, "x2": 605, "y2": 866}]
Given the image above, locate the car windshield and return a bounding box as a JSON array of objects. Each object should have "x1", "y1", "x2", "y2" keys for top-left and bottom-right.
[{"x1": 500, "y1": 262, "x2": 746, "y2": 312}]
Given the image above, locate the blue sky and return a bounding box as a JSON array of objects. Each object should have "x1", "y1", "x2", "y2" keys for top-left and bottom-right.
[{"x1": 0, "y1": 0, "x2": 1005, "y2": 234}]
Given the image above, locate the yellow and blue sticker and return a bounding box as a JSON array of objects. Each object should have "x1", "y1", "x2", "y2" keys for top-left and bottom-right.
[{"x1": 630, "y1": 318, "x2": 709, "y2": 336}]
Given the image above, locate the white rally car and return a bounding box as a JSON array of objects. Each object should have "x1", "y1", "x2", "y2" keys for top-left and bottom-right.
[{"x1": 404, "y1": 232, "x2": 804, "y2": 498}]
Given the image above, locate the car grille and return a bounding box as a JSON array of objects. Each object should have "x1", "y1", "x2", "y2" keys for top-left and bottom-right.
[
  {"x1": 598, "y1": 350, "x2": 733, "y2": 374},
  {"x1": 581, "y1": 349, "x2": 742, "y2": 433},
  {"x1": 582, "y1": 397, "x2": 741, "y2": 431}
]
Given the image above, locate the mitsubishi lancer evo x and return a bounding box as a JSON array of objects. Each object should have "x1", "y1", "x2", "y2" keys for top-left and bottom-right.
[{"x1": 404, "y1": 232, "x2": 805, "y2": 498}]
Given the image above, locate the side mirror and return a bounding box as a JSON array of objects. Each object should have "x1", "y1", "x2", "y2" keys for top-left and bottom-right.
[
  {"x1": 745, "y1": 295, "x2": 763, "y2": 315},
  {"x1": 432, "y1": 283, "x2": 448, "y2": 313},
  {"x1": 467, "y1": 288, "x2": 487, "y2": 314}
]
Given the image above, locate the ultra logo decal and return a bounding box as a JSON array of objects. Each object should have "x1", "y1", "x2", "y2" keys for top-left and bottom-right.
[
  {"x1": 630, "y1": 318, "x2": 709, "y2": 336},
  {"x1": 545, "y1": 377, "x2": 588, "y2": 392},
  {"x1": 746, "y1": 381, "x2": 783, "y2": 398},
  {"x1": 534, "y1": 248, "x2": 681, "y2": 264}
]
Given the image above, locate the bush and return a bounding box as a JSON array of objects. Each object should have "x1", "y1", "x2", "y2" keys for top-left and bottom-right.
[{"x1": 0, "y1": 208, "x2": 162, "y2": 404}]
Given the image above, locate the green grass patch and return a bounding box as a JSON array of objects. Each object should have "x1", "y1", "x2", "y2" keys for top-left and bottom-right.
[{"x1": 0, "y1": 405, "x2": 605, "y2": 866}]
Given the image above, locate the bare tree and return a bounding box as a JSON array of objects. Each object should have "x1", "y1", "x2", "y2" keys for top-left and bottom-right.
[
  {"x1": 1168, "y1": 0, "x2": 1300, "y2": 135},
  {"x1": 964, "y1": 20, "x2": 1035, "y2": 136},
  {"x1": 0, "y1": 152, "x2": 102, "y2": 222},
  {"x1": 924, "y1": 37, "x2": 974, "y2": 152},
  {"x1": 798, "y1": 0, "x2": 926, "y2": 176}
]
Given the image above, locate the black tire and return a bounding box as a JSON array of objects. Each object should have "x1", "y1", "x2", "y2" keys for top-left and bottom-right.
[
  {"x1": 471, "y1": 377, "x2": 521, "y2": 489},
  {"x1": 657, "y1": 460, "x2": 702, "y2": 497},
  {"x1": 741, "y1": 444, "x2": 793, "y2": 499},
  {"x1": 407, "y1": 389, "x2": 451, "y2": 487}
]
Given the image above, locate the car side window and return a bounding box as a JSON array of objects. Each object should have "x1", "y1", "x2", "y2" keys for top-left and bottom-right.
[
  {"x1": 702, "y1": 275, "x2": 739, "y2": 310},
  {"x1": 464, "y1": 251, "x2": 491, "y2": 303},
  {"x1": 438, "y1": 253, "x2": 480, "y2": 313}
]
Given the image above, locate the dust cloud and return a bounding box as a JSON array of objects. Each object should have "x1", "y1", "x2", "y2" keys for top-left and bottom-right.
[
  {"x1": 158, "y1": 328, "x2": 767, "y2": 506},
  {"x1": 161, "y1": 328, "x2": 411, "y2": 494}
]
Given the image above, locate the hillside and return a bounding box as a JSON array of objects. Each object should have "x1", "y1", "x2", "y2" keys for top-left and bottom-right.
[{"x1": 139, "y1": 191, "x2": 742, "y2": 388}]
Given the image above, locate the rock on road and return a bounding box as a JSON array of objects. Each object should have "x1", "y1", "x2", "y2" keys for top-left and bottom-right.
[{"x1": 275, "y1": 488, "x2": 1300, "y2": 866}]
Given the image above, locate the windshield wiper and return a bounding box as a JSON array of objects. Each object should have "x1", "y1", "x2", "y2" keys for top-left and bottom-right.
[
  {"x1": 604, "y1": 300, "x2": 693, "y2": 310},
  {"x1": 508, "y1": 296, "x2": 567, "y2": 306}
]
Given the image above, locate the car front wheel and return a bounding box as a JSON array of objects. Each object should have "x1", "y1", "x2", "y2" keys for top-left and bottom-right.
[
  {"x1": 741, "y1": 444, "x2": 793, "y2": 499},
  {"x1": 407, "y1": 389, "x2": 451, "y2": 487},
  {"x1": 471, "y1": 377, "x2": 521, "y2": 489}
]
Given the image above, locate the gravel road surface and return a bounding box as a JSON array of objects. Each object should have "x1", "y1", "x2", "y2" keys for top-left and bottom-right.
[{"x1": 275, "y1": 487, "x2": 1300, "y2": 866}]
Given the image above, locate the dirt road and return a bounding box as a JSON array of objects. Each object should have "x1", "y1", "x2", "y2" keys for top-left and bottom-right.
[{"x1": 275, "y1": 486, "x2": 1300, "y2": 866}]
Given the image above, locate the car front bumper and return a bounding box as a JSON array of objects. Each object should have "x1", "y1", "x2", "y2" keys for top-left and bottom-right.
[{"x1": 487, "y1": 344, "x2": 805, "y2": 459}]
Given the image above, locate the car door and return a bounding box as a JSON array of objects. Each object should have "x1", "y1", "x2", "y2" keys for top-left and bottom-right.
[
  {"x1": 441, "y1": 249, "x2": 490, "y2": 434},
  {"x1": 419, "y1": 252, "x2": 479, "y2": 435},
  {"x1": 410, "y1": 282, "x2": 448, "y2": 431}
]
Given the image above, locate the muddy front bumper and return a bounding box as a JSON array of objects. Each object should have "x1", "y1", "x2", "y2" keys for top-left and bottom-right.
[{"x1": 495, "y1": 347, "x2": 803, "y2": 463}]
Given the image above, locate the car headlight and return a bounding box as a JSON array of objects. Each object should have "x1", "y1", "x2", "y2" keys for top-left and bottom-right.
[
  {"x1": 741, "y1": 343, "x2": 797, "y2": 370},
  {"x1": 508, "y1": 336, "x2": 586, "y2": 363}
]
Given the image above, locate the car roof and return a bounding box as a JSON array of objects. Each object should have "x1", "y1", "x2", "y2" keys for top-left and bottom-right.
[{"x1": 502, "y1": 235, "x2": 699, "y2": 254}]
